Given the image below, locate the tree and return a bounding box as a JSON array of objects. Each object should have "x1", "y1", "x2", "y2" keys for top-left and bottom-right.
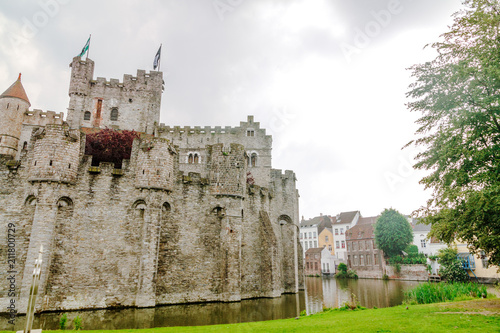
[
  {"x1": 374, "y1": 209, "x2": 413, "y2": 258},
  {"x1": 85, "y1": 128, "x2": 138, "y2": 169},
  {"x1": 406, "y1": 0, "x2": 500, "y2": 267},
  {"x1": 437, "y1": 247, "x2": 470, "y2": 283}
]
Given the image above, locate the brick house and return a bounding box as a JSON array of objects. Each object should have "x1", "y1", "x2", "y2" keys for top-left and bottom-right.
[
  {"x1": 346, "y1": 216, "x2": 385, "y2": 278},
  {"x1": 305, "y1": 248, "x2": 323, "y2": 275}
]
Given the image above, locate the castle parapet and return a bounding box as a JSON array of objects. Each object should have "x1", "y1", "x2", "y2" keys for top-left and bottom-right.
[{"x1": 23, "y1": 109, "x2": 64, "y2": 126}]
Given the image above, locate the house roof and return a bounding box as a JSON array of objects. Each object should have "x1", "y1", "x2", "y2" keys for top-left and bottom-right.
[
  {"x1": 358, "y1": 216, "x2": 378, "y2": 225},
  {"x1": 300, "y1": 215, "x2": 332, "y2": 229},
  {"x1": 346, "y1": 216, "x2": 378, "y2": 240},
  {"x1": 0, "y1": 74, "x2": 31, "y2": 106},
  {"x1": 305, "y1": 247, "x2": 324, "y2": 254},
  {"x1": 333, "y1": 211, "x2": 359, "y2": 225},
  {"x1": 412, "y1": 220, "x2": 431, "y2": 232}
]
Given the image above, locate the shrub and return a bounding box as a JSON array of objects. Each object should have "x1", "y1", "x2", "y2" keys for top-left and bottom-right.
[
  {"x1": 437, "y1": 248, "x2": 470, "y2": 283},
  {"x1": 59, "y1": 313, "x2": 67, "y2": 330},
  {"x1": 347, "y1": 269, "x2": 358, "y2": 279},
  {"x1": 382, "y1": 274, "x2": 389, "y2": 280},
  {"x1": 337, "y1": 263, "x2": 348, "y2": 274},
  {"x1": 73, "y1": 316, "x2": 83, "y2": 330}
]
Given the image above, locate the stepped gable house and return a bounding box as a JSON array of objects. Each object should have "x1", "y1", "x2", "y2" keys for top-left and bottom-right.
[{"x1": 0, "y1": 56, "x2": 302, "y2": 313}]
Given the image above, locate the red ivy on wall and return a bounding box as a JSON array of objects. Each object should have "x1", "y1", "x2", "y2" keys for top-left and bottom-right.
[{"x1": 85, "y1": 129, "x2": 138, "y2": 169}]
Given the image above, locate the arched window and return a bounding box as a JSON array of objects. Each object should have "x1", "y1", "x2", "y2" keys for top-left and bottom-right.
[
  {"x1": 23, "y1": 141, "x2": 28, "y2": 150},
  {"x1": 251, "y1": 153, "x2": 257, "y2": 167},
  {"x1": 193, "y1": 153, "x2": 199, "y2": 164},
  {"x1": 188, "y1": 153, "x2": 194, "y2": 163},
  {"x1": 84, "y1": 111, "x2": 91, "y2": 121},
  {"x1": 110, "y1": 108, "x2": 118, "y2": 121}
]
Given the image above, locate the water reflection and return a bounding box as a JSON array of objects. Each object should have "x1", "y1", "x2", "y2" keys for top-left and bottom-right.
[
  {"x1": 7, "y1": 278, "x2": 492, "y2": 330},
  {"x1": 305, "y1": 277, "x2": 421, "y2": 314},
  {"x1": 1, "y1": 293, "x2": 305, "y2": 331}
]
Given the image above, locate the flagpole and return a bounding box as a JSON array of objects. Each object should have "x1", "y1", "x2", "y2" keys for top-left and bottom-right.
[{"x1": 87, "y1": 34, "x2": 91, "y2": 60}]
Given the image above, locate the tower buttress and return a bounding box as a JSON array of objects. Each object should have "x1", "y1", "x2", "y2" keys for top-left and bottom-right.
[{"x1": 0, "y1": 73, "x2": 31, "y2": 157}]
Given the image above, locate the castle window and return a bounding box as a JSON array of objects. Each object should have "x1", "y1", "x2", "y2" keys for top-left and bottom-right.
[
  {"x1": 246, "y1": 129, "x2": 255, "y2": 137},
  {"x1": 68, "y1": 163, "x2": 71, "y2": 169},
  {"x1": 129, "y1": 98, "x2": 133, "y2": 103},
  {"x1": 194, "y1": 153, "x2": 199, "y2": 164},
  {"x1": 49, "y1": 160, "x2": 53, "y2": 166},
  {"x1": 84, "y1": 111, "x2": 91, "y2": 120},
  {"x1": 251, "y1": 153, "x2": 257, "y2": 167},
  {"x1": 6, "y1": 103, "x2": 9, "y2": 109},
  {"x1": 23, "y1": 141, "x2": 27, "y2": 150},
  {"x1": 110, "y1": 108, "x2": 118, "y2": 121},
  {"x1": 188, "y1": 153, "x2": 193, "y2": 164},
  {"x1": 34, "y1": 161, "x2": 37, "y2": 166}
]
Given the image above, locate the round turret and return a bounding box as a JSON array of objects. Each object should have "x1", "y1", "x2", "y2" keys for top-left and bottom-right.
[{"x1": 0, "y1": 74, "x2": 31, "y2": 157}]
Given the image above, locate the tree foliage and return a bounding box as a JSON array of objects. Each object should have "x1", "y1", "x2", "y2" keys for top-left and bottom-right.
[
  {"x1": 406, "y1": 0, "x2": 500, "y2": 267},
  {"x1": 374, "y1": 209, "x2": 413, "y2": 258},
  {"x1": 85, "y1": 128, "x2": 138, "y2": 169},
  {"x1": 437, "y1": 248, "x2": 470, "y2": 283}
]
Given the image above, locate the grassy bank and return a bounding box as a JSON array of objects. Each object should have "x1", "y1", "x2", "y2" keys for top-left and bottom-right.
[{"x1": 1, "y1": 298, "x2": 499, "y2": 333}]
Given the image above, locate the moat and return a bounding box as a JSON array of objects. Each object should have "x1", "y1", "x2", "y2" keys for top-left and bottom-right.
[{"x1": 1, "y1": 278, "x2": 425, "y2": 330}]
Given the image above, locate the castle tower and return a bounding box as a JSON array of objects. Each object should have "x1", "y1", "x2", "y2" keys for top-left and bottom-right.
[
  {"x1": 207, "y1": 143, "x2": 247, "y2": 197},
  {"x1": 67, "y1": 56, "x2": 95, "y2": 129},
  {"x1": 134, "y1": 137, "x2": 176, "y2": 191},
  {"x1": 28, "y1": 124, "x2": 81, "y2": 184},
  {"x1": 66, "y1": 56, "x2": 163, "y2": 134},
  {"x1": 0, "y1": 74, "x2": 31, "y2": 157}
]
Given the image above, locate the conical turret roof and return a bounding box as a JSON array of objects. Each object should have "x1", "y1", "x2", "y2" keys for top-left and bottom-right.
[{"x1": 0, "y1": 73, "x2": 31, "y2": 106}]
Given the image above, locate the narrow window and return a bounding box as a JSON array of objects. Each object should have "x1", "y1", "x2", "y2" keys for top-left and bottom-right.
[
  {"x1": 251, "y1": 153, "x2": 257, "y2": 167},
  {"x1": 188, "y1": 153, "x2": 193, "y2": 164},
  {"x1": 68, "y1": 163, "x2": 71, "y2": 169},
  {"x1": 110, "y1": 108, "x2": 118, "y2": 121},
  {"x1": 246, "y1": 129, "x2": 255, "y2": 137},
  {"x1": 84, "y1": 111, "x2": 91, "y2": 120},
  {"x1": 194, "y1": 153, "x2": 199, "y2": 164},
  {"x1": 6, "y1": 103, "x2": 9, "y2": 109},
  {"x1": 34, "y1": 161, "x2": 37, "y2": 166},
  {"x1": 23, "y1": 141, "x2": 27, "y2": 150},
  {"x1": 49, "y1": 160, "x2": 53, "y2": 166}
]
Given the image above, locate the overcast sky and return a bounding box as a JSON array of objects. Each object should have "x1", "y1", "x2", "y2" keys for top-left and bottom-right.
[{"x1": 0, "y1": 0, "x2": 464, "y2": 219}]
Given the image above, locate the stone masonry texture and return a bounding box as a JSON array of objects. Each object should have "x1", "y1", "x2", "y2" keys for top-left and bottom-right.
[{"x1": 0, "y1": 57, "x2": 302, "y2": 313}]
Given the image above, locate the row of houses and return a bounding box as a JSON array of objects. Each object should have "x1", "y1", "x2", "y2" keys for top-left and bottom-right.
[{"x1": 301, "y1": 211, "x2": 499, "y2": 282}]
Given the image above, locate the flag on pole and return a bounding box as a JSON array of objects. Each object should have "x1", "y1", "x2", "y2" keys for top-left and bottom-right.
[
  {"x1": 78, "y1": 35, "x2": 91, "y2": 57},
  {"x1": 153, "y1": 44, "x2": 161, "y2": 70}
]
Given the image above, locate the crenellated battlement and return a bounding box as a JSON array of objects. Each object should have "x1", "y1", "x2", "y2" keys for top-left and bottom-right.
[
  {"x1": 271, "y1": 169, "x2": 296, "y2": 180},
  {"x1": 23, "y1": 109, "x2": 64, "y2": 126},
  {"x1": 89, "y1": 70, "x2": 163, "y2": 91},
  {"x1": 158, "y1": 116, "x2": 268, "y2": 137}
]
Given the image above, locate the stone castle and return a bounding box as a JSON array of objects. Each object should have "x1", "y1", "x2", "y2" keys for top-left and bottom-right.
[{"x1": 0, "y1": 56, "x2": 302, "y2": 313}]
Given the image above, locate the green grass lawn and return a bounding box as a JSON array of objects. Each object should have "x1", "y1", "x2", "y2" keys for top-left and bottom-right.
[{"x1": 2, "y1": 299, "x2": 499, "y2": 333}]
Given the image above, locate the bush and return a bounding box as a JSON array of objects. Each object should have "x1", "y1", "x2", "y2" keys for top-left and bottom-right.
[
  {"x1": 437, "y1": 248, "x2": 470, "y2": 283},
  {"x1": 382, "y1": 274, "x2": 389, "y2": 280},
  {"x1": 73, "y1": 316, "x2": 83, "y2": 330},
  {"x1": 335, "y1": 266, "x2": 358, "y2": 279},
  {"x1": 59, "y1": 313, "x2": 67, "y2": 330},
  {"x1": 405, "y1": 282, "x2": 487, "y2": 304}
]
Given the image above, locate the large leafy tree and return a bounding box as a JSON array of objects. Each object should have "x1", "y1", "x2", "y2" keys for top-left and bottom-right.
[
  {"x1": 406, "y1": 0, "x2": 500, "y2": 266},
  {"x1": 374, "y1": 209, "x2": 413, "y2": 258}
]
